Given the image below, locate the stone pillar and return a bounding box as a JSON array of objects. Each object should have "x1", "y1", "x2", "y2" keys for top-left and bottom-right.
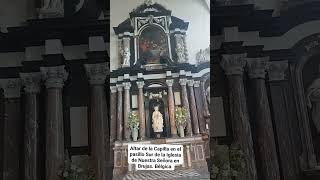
[
  {"x1": 201, "y1": 81, "x2": 210, "y2": 117},
  {"x1": 110, "y1": 86, "x2": 117, "y2": 143},
  {"x1": 84, "y1": 63, "x2": 109, "y2": 180},
  {"x1": 187, "y1": 80, "x2": 200, "y2": 135},
  {"x1": 20, "y1": 73, "x2": 41, "y2": 180},
  {"x1": 116, "y1": 84, "x2": 123, "y2": 141},
  {"x1": 0, "y1": 79, "x2": 22, "y2": 180},
  {"x1": 179, "y1": 78, "x2": 192, "y2": 136},
  {"x1": 123, "y1": 82, "x2": 131, "y2": 141},
  {"x1": 40, "y1": 66, "x2": 68, "y2": 180},
  {"x1": 166, "y1": 79, "x2": 177, "y2": 137},
  {"x1": 136, "y1": 81, "x2": 146, "y2": 140},
  {"x1": 194, "y1": 80, "x2": 206, "y2": 134},
  {"x1": 220, "y1": 54, "x2": 258, "y2": 180},
  {"x1": 246, "y1": 57, "x2": 281, "y2": 180}
]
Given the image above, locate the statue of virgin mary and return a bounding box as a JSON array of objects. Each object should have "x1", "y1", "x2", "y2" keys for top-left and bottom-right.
[{"x1": 152, "y1": 105, "x2": 164, "y2": 133}]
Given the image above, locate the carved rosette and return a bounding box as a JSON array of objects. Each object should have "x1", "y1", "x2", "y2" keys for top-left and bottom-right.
[
  {"x1": 0, "y1": 78, "x2": 21, "y2": 98},
  {"x1": 20, "y1": 72, "x2": 42, "y2": 93},
  {"x1": 246, "y1": 57, "x2": 269, "y2": 79},
  {"x1": 220, "y1": 54, "x2": 247, "y2": 76},
  {"x1": 84, "y1": 63, "x2": 108, "y2": 85},
  {"x1": 267, "y1": 61, "x2": 288, "y2": 81},
  {"x1": 40, "y1": 66, "x2": 68, "y2": 89}
]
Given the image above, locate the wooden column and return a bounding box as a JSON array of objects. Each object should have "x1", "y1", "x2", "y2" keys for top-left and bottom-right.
[
  {"x1": 246, "y1": 57, "x2": 281, "y2": 180},
  {"x1": 123, "y1": 82, "x2": 131, "y2": 141},
  {"x1": 0, "y1": 79, "x2": 22, "y2": 180},
  {"x1": 20, "y1": 73, "x2": 41, "y2": 180},
  {"x1": 84, "y1": 63, "x2": 109, "y2": 180},
  {"x1": 220, "y1": 54, "x2": 258, "y2": 180},
  {"x1": 40, "y1": 66, "x2": 68, "y2": 180},
  {"x1": 194, "y1": 80, "x2": 206, "y2": 134},
  {"x1": 136, "y1": 81, "x2": 146, "y2": 140},
  {"x1": 110, "y1": 86, "x2": 117, "y2": 143},
  {"x1": 166, "y1": 79, "x2": 177, "y2": 137},
  {"x1": 187, "y1": 80, "x2": 200, "y2": 135},
  {"x1": 116, "y1": 85, "x2": 123, "y2": 141},
  {"x1": 179, "y1": 78, "x2": 192, "y2": 136}
]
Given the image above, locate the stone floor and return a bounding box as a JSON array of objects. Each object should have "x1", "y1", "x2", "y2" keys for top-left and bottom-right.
[{"x1": 121, "y1": 169, "x2": 210, "y2": 180}]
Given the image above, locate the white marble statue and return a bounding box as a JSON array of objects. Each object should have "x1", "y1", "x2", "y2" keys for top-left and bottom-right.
[
  {"x1": 152, "y1": 106, "x2": 164, "y2": 133},
  {"x1": 121, "y1": 47, "x2": 131, "y2": 67},
  {"x1": 307, "y1": 78, "x2": 320, "y2": 133}
]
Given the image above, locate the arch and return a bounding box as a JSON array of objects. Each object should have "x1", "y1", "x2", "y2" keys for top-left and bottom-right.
[
  {"x1": 262, "y1": 20, "x2": 320, "y2": 50},
  {"x1": 291, "y1": 34, "x2": 320, "y2": 169}
]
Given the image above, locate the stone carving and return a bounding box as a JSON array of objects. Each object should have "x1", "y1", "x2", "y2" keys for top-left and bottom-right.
[
  {"x1": 220, "y1": 53, "x2": 247, "y2": 76},
  {"x1": 40, "y1": 66, "x2": 68, "y2": 88},
  {"x1": 175, "y1": 34, "x2": 187, "y2": 63},
  {"x1": 120, "y1": 38, "x2": 131, "y2": 67},
  {"x1": 267, "y1": 61, "x2": 288, "y2": 81},
  {"x1": 144, "y1": 0, "x2": 155, "y2": 6},
  {"x1": 0, "y1": 78, "x2": 21, "y2": 98},
  {"x1": 20, "y1": 72, "x2": 42, "y2": 93},
  {"x1": 84, "y1": 63, "x2": 108, "y2": 85},
  {"x1": 246, "y1": 57, "x2": 269, "y2": 79},
  {"x1": 152, "y1": 105, "x2": 164, "y2": 133},
  {"x1": 196, "y1": 48, "x2": 210, "y2": 64},
  {"x1": 39, "y1": 0, "x2": 64, "y2": 18},
  {"x1": 307, "y1": 77, "x2": 320, "y2": 133}
]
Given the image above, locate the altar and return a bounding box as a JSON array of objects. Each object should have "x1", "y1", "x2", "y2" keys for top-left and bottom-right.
[{"x1": 109, "y1": 1, "x2": 210, "y2": 178}]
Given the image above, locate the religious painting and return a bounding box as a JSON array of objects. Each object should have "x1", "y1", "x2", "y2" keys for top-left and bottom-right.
[{"x1": 139, "y1": 26, "x2": 169, "y2": 64}]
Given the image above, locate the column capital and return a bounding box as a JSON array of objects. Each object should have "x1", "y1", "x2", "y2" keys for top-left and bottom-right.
[
  {"x1": 179, "y1": 78, "x2": 188, "y2": 86},
  {"x1": 166, "y1": 79, "x2": 174, "y2": 87},
  {"x1": 136, "y1": 81, "x2": 145, "y2": 89},
  {"x1": 0, "y1": 78, "x2": 21, "y2": 98},
  {"x1": 220, "y1": 53, "x2": 247, "y2": 76},
  {"x1": 246, "y1": 57, "x2": 269, "y2": 79},
  {"x1": 110, "y1": 86, "x2": 117, "y2": 93},
  {"x1": 116, "y1": 84, "x2": 123, "y2": 92},
  {"x1": 40, "y1": 65, "x2": 68, "y2": 89},
  {"x1": 187, "y1": 80, "x2": 195, "y2": 87},
  {"x1": 84, "y1": 62, "x2": 108, "y2": 85},
  {"x1": 194, "y1": 80, "x2": 201, "y2": 88},
  {"x1": 123, "y1": 82, "x2": 131, "y2": 90},
  {"x1": 20, "y1": 72, "x2": 42, "y2": 93},
  {"x1": 267, "y1": 61, "x2": 288, "y2": 81}
]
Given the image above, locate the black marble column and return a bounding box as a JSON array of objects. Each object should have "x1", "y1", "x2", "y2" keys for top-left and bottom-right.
[
  {"x1": 20, "y1": 73, "x2": 41, "y2": 180},
  {"x1": 179, "y1": 78, "x2": 192, "y2": 136},
  {"x1": 116, "y1": 85, "x2": 123, "y2": 141},
  {"x1": 187, "y1": 80, "x2": 200, "y2": 135},
  {"x1": 246, "y1": 57, "x2": 280, "y2": 180},
  {"x1": 84, "y1": 63, "x2": 109, "y2": 180},
  {"x1": 40, "y1": 66, "x2": 68, "y2": 180},
  {"x1": 0, "y1": 79, "x2": 22, "y2": 180},
  {"x1": 220, "y1": 54, "x2": 258, "y2": 180}
]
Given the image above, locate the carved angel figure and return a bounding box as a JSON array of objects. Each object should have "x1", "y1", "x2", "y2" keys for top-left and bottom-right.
[
  {"x1": 307, "y1": 78, "x2": 320, "y2": 133},
  {"x1": 120, "y1": 47, "x2": 131, "y2": 67}
]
